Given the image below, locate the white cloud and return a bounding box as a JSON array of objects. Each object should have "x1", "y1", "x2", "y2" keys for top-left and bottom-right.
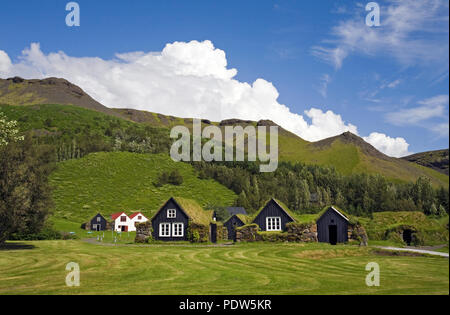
[
  {"x1": 0, "y1": 51, "x2": 12, "y2": 74},
  {"x1": 386, "y1": 94, "x2": 448, "y2": 126},
  {"x1": 317, "y1": 74, "x2": 331, "y2": 98},
  {"x1": 312, "y1": 0, "x2": 449, "y2": 71},
  {"x1": 0, "y1": 41, "x2": 412, "y2": 157},
  {"x1": 363, "y1": 132, "x2": 412, "y2": 157}
]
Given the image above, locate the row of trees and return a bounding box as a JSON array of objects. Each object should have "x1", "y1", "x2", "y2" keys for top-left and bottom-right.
[{"x1": 193, "y1": 161, "x2": 449, "y2": 217}]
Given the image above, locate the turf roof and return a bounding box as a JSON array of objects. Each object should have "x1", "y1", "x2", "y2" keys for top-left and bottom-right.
[{"x1": 167, "y1": 197, "x2": 214, "y2": 226}]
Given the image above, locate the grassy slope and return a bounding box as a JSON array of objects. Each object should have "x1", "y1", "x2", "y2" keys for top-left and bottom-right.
[
  {"x1": 2, "y1": 103, "x2": 447, "y2": 187},
  {"x1": 0, "y1": 103, "x2": 136, "y2": 138},
  {"x1": 0, "y1": 241, "x2": 447, "y2": 295},
  {"x1": 364, "y1": 212, "x2": 449, "y2": 245},
  {"x1": 49, "y1": 152, "x2": 236, "y2": 230},
  {"x1": 116, "y1": 107, "x2": 448, "y2": 187}
]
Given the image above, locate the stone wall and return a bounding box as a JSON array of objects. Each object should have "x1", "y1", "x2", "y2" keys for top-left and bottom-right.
[
  {"x1": 236, "y1": 222, "x2": 368, "y2": 245},
  {"x1": 348, "y1": 224, "x2": 368, "y2": 246},
  {"x1": 286, "y1": 222, "x2": 318, "y2": 242},
  {"x1": 236, "y1": 224, "x2": 262, "y2": 242},
  {"x1": 135, "y1": 221, "x2": 152, "y2": 243}
]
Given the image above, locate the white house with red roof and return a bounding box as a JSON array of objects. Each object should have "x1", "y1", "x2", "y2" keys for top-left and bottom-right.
[
  {"x1": 111, "y1": 211, "x2": 131, "y2": 232},
  {"x1": 129, "y1": 212, "x2": 148, "y2": 230}
]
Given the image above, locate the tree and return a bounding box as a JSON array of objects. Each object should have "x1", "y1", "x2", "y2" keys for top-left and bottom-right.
[
  {"x1": 0, "y1": 137, "x2": 55, "y2": 244},
  {"x1": 0, "y1": 112, "x2": 23, "y2": 147}
]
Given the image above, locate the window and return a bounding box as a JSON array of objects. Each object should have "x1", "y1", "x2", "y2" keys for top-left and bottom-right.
[
  {"x1": 120, "y1": 216, "x2": 127, "y2": 222},
  {"x1": 172, "y1": 223, "x2": 184, "y2": 237},
  {"x1": 266, "y1": 217, "x2": 281, "y2": 231},
  {"x1": 167, "y1": 209, "x2": 176, "y2": 218},
  {"x1": 138, "y1": 216, "x2": 142, "y2": 220},
  {"x1": 159, "y1": 223, "x2": 171, "y2": 237},
  {"x1": 97, "y1": 217, "x2": 101, "y2": 222}
]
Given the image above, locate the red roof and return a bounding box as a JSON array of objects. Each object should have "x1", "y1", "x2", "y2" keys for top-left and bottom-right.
[
  {"x1": 129, "y1": 212, "x2": 146, "y2": 219},
  {"x1": 111, "y1": 212, "x2": 126, "y2": 220}
]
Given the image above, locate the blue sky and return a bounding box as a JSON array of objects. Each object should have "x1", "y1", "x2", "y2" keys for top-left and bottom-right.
[{"x1": 0, "y1": 0, "x2": 448, "y2": 156}]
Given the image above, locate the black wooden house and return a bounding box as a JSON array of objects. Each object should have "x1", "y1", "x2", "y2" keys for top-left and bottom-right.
[
  {"x1": 89, "y1": 213, "x2": 108, "y2": 231},
  {"x1": 317, "y1": 206, "x2": 349, "y2": 245},
  {"x1": 224, "y1": 214, "x2": 248, "y2": 241},
  {"x1": 151, "y1": 197, "x2": 214, "y2": 242},
  {"x1": 252, "y1": 199, "x2": 296, "y2": 232}
]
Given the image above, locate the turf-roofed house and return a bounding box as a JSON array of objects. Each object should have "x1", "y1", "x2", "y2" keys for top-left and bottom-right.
[
  {"x1": 147, "y1": 197, "x2": 223, "y2": 243},
  {"x1": 83, "y1": 213, "x2": 108, "y2": 231},
  {"x1": 234, "y1": 199, "x2": 368, "y2": 245}
]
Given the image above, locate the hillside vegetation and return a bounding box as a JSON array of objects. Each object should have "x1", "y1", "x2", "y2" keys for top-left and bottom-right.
[
  {"x1": 364, "y1": 212, "x2": 449, "y2": 245},
  {"x1": 402, "y1": 149, "x2": 449, "y2": 176},
  {"x1": 49, "y1": 152, "x2": 236, "y2": 228}
]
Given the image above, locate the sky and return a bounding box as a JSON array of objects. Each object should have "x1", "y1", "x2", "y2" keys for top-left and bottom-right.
[{"x1": 0, "y1": 0, "x2": 448, "y2": 157}]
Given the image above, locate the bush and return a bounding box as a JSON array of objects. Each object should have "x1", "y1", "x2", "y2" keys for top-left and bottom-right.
[{"x1": 154, "y1": 170, "x2": 183, "y2": 187}]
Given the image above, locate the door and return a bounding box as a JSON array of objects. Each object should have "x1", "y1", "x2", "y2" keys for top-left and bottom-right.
[
  {"x1": 231, "y1": 223, "x2": 237, "y2": 242},
  {"x1": 210, "y1": 224, "x2": 217, "y2": 243},
  {"x1": 96, "y1": 224, "x2": 101, "y2": 231},
  {"x1": 403, "y1": 230, "x2": 412, "y2": 246},
  {"x1": 328, "y1": 225, "x2": 337, "y2": 245}
]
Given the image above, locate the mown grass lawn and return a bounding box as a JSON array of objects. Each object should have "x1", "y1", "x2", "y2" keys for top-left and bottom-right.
[{"x1": 0, "y1": 240, "x2": 447, "y2": 295}]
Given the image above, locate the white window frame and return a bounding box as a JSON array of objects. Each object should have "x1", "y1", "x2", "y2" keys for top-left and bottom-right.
[
  {"x1": 97, "y1": 217, "x2": 101, "y2": 222},
  {"x1": 167, "y1": 209, "x2": 176, "y2": 218},
  {"x1": 266, "y1": 217, "x2": 282, "y2": 231},
  {"x1": 159, "y1": 223, "x2": 171, "y2": 237},
  {"x1": 172, "y1": 223, "x2": 184, "y2": 237}
]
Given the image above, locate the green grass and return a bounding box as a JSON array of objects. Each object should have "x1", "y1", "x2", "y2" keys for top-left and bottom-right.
[
  {"x1": 0, "y1": 103, "x2": 135, "y2": 137},
  {"x1": 2, "y1": 103, "x2": 447, "y2": 187},
  {"x1": 49, "y1": 152, "x2": 237, "y2": 230},
  {"x1": 0, "y1": 240, "x2": 447, "y2": 295},
  {"x1": 365, "y1": 212, "x2": 449, "y2": 245}
]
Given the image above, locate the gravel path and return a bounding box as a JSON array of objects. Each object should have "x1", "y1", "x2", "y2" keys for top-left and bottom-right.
[{"x1": 375, "y1": 246, "x2": 449, "y2": 258}]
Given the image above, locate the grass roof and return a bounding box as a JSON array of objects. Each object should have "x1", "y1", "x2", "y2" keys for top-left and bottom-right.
[
  {"x1": 251, "y1": 198, "x2": 303, "y2": 223},
  {"x1": 173, "y1": 197, "x2": 213, "y2": 226}
]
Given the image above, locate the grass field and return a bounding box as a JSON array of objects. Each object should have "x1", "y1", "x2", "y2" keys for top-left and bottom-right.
[
  {"x1": 49, "y1": 152, "x2": 237, "y2": 229},
  {"x1": 0, "y1": 240, "x2": 448, "y2": 295}
]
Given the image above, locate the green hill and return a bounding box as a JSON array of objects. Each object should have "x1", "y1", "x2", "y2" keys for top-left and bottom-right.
[
  {"x1": 49, "y1": 152, "x2": 237, "y2": 230},
  {"x1": 402, "y1": 149, "x2": 449, "y2": 176},
  {"x1": 364, "y1": 211, "x2": 449, "y2": 245},
  {"x1": 1, "y1": 76, "x2": 448, "y2": 187}
]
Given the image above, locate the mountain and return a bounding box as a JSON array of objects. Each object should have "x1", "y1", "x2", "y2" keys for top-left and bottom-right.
[
  {"x1": 1, "y1": 76, "x2": 448, "y2": 187},
  {"x1": 0, "y1": 77, "x2": 124, "y2": 119},
  {"x1": 402, "y1": 149, "x2": 449, "y2": 176}
]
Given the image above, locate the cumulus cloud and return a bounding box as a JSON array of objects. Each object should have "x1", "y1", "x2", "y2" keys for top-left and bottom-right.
[
  {"x1": 0, "y1": 41, "x2": 412, "y2": 157},
  {"x1": 0, "y1": 51, "x2": 12, "y2": 74},
  {"x1": 363, "y1": 132, "x2": 412, "y2": 157},
  {"x1": 312, "y1": 0, "x2": 449, "y2": 71}
]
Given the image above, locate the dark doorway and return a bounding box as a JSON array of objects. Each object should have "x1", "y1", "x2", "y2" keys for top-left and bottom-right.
[
  {"x1": 403, "y1": 230, "x2": 412, "y2": 246},
  {"x1": 210, "y1": 224, "x2": 217, "y2": 243},
  {"x1": 231, "y1": 223, "x2": 237, "y2": 242},
  {"x1": 96, "y1": 225, "x2": 100, "y2": 231},
  {"x1": 329, "y1": 225, "x2": 337, "y2": 245}
]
